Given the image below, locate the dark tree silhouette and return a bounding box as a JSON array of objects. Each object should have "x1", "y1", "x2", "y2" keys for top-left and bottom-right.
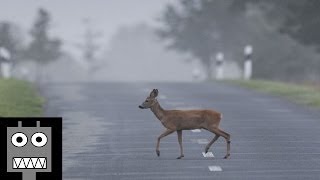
[
  {"x1": 157, "y1": 0, "x2": 248, "y2": 79},
  {"x1": 26, "y1": 8, "x2": 61, "y2": 64},
  {"x1": 233, "y1": 0, "x2": 320, "y2": 51},
  {"x1": 157, "y1": 0, "x2": 320, "y2": 82}
]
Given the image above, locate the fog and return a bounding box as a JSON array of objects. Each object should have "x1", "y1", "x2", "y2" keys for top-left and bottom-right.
[
  {"x1": 1, "y1": 1, "x2": 319, "y2": 83},
  {"x1": 0, "y1": 0, "x2": 175, "y2": 51},
  {"x1": 2, "y1": 0, "x2": 206, "y2": 82}
]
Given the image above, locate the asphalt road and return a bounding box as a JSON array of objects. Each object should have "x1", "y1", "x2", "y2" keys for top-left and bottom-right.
[{"x1": 42, "y1": 82, "x2": 320, "y2": 180}]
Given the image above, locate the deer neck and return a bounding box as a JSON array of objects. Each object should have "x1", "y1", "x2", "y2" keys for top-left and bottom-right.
[{"x1": 150, "y1": 99, "x2": 165, "y2": 120}]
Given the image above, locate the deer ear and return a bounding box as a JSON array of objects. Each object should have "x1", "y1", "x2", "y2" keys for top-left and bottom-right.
[
  {"x1": 155, "y1": 89, "x2": 159, "y2": 97},
  {"x1": 150, "y1": 89, "x2": 158, "y2": 98}
]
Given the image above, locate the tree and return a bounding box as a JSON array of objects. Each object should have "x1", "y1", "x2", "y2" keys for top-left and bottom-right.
[
  {"x1": 0, "y1": 21, "x2": 24, "y2": 62},
  {"x1": 233, "y1": 0, "x2": 320, "y2": 51},
  {"x1": 76, "y1": 19, "x2": 103, "y2": 74},
  {"x1": 157, "y1": 0, "x2": 248, "y2": 79},
  {"x1": 26, "y1": 8, "x2": 61, "y2": 65},
  {"x1": 157, "y1": 0, "x2": 320, "y2": 82},
  {"x1": 230, "y1": 0, "x2": 320, "y2": 81}
]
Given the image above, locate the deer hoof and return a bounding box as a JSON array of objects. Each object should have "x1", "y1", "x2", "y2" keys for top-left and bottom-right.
[
  {"x1": 204, "y1": 147, "x2": 209, "y2": 153},
  {"x1": 176, "y1": 155, "x2": 184, "y2": 159},
  {"x1": 156, "y1": 150, "x2": 160, "y2": 157},
  {"x1": 223, "y1": 154, "x2": 230, "y2": 159}
]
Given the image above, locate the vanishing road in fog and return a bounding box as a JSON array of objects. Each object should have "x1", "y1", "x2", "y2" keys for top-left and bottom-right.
[{"x1": 42, "y1": 82, "x2": 320, "y2": 179}]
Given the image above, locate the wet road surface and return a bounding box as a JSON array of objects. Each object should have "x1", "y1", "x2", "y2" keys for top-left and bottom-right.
[{"x1": 42, "y1": 82, "x2": 320, "y2": 180}]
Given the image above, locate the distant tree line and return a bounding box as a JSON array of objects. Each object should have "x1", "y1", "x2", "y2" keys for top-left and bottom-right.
[
  {"x1": 0, "y1": 8, "x2": 61, "y2": 66},
  {"x1": 233, "y1": 0, "x2": 320, "y2": 50},
  {"x1": 157, "y1": 0, "x2": 320, "y2": 82}
]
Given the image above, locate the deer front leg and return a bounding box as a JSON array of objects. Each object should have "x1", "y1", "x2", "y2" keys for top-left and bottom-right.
[
  {"x1": 207, "y1": 128, "x2": 231, "y2": 159},
  {"x1": 176, "y1": 130, "x2": 184, "y2": 159},
  {"x1": 156, "y1": 129, "x2": 174, "y2": 157},
  {"x1": 205, "y1": 134, "x2": 219, "y2": 153}
]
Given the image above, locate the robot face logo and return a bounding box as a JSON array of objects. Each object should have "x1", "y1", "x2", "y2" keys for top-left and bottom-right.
[
  {"x1": 1, "y1": 118, "x2": 62, "y2": 180},
  {"x1": 7, "y1": 121, "x2": 52, "y2": 173}
]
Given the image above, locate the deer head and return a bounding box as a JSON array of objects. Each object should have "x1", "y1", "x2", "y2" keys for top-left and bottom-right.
[{"x1": 139, "y1": 89, "x2": 158, "y2": 109}]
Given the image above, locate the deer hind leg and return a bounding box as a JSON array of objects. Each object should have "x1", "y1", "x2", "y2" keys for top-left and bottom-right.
[
  {"x1": 176, "y1": 130, "x2": 184, "y2": 159},
  {"x1": 156, "y1": 129, "x2": 175, "y2": 157},
  {"x1": 205, "y1": 134, "x2": 220, "y2": 153},
  {"x1": 208, "y1": 128, "x2": 231, "y2": 159},
  {"x1": 218, "y1": 129, "x2": 231, "y2": 159}
]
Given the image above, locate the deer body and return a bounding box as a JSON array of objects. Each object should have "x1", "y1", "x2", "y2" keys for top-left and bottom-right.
[
  {"x1": 153, "y1": 109, "x2": 221, "y2": 131},
  {"x1": 139, "y1": 89, "x2": 231, "y2": 159}
]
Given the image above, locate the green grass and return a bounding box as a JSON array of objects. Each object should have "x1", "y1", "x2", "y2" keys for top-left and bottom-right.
[
  {"x1": 0, "y1": 79, "x2": 44, "y2": 116},
  {"x1": 228, "y1": 79, "x2": 320, "y2": 108}
]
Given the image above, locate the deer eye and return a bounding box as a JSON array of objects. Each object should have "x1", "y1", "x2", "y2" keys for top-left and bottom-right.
[{"x1": 145, "y1": 100, "x2": 149, "y2": 102}]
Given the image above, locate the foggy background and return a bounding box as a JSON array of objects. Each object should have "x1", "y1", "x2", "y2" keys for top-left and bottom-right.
[{"x1": 0, "y1": 0, "x2": 319, "y2": 83}]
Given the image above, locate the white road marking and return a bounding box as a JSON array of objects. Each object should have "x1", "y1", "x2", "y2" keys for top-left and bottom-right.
[
  {"x1": 208, "y1": 166, "x2": 222, "y2": 172},
  {"x1": 191, "y1": 129, "x2": 201, "y2": 133},
  {"x1": 202, "y1": 152, "x2": 214, "y2": 158},
  {"x1": 196, "y1": 139, "x2": 209, "y2": 144}
]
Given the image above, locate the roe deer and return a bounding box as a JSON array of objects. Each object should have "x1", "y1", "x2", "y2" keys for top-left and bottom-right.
[{"x1": 139, "y1": 89, "x2": 231, "y2": 159}]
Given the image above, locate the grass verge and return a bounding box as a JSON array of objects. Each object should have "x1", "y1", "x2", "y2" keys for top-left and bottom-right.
[
  {"x1": 0, "y1": 78, "x2": 43, "y2": 116},
  {"x1": 227, "y1": 79, "x2": 320, "y2": 108}
]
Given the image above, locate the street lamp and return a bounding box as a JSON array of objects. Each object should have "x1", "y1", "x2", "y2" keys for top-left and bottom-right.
[
  {"x1": 215, "y1": 52, "x2": 224, "y2": 80},
  {"x1": 244, "y1": 45, "x2": 253, "y2": 80}
]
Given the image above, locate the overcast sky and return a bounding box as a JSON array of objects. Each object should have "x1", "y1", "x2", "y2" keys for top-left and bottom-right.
[{"x1": 0, "y1": 0, "x2": 176, "y2": 56}]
